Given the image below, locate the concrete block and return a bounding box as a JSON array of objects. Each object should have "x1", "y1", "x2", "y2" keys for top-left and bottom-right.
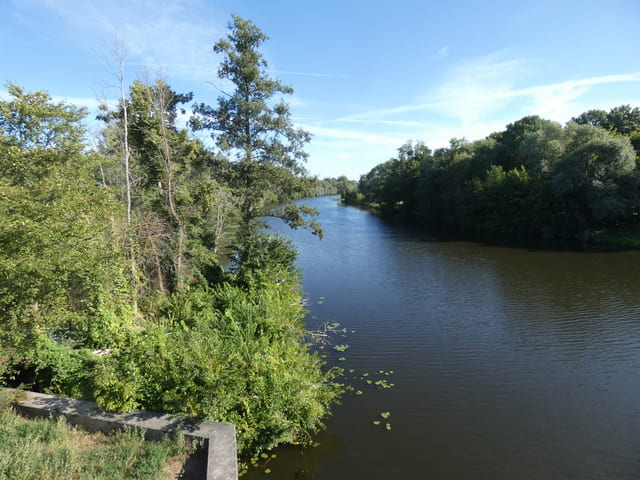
[{"x1": 8, "y1": 389, "x2": 237, "y2": 480}]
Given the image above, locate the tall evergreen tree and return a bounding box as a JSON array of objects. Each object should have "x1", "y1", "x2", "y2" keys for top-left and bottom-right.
[{"x1": 191, "y1": 15, "x2": 321, "y2": 248}]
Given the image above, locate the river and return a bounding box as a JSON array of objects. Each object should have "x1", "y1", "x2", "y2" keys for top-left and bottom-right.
[{"x1": 249, "y1": 195, "x2": 640, "y2": 479}]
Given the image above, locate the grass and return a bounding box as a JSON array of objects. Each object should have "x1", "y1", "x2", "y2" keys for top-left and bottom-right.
[{"x1": 0, "y1": 391, "x2": 196, "y2": 480}]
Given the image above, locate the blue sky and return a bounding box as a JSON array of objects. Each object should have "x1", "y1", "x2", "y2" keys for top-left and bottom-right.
[{"x1": 2, "y1": 0, "x2": 640, "y2": 179}]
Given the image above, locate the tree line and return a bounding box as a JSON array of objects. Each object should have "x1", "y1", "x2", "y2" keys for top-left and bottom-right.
[
  {"x1": 0, "y1": 15, "x2": 343, "y2": 458},
  {"x1": 349, "y1": 106, "x2": 640, "y2": 242},
  {"x1": 303, "y1": 175, "x2": 357, "y2": 197}
]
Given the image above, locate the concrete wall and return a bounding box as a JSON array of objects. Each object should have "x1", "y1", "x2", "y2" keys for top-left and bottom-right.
[{"x1": 6, "y1": 389, "x2": 237, "y2": 480}]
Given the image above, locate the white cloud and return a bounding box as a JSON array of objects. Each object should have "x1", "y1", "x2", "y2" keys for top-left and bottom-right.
[
  {"x1": 426, "y1": 50, "x2": 529, "y2": 124},
  {"x1": 338, "y1": 50, "x2": 640, "y2": 130},
  {"x1": 514, "y1": 73, "x2": 640, "y2": 120},
  {"x1": 303, "y1": 50, "x2": 640, "y2": 178},
  {"x1": 37, "y1": 0, "x2": 225, "y2": 82}
]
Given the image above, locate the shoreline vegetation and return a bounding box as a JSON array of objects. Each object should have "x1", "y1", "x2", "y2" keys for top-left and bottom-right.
[
  {"x1": 0, "y1": 14, "x2": 344, "y2": 470},
  {"x1": 2, "y1": 8, "x2": 638, "y2": 476},
  {"x1": 342, "y1": 106, "x2": 640, "y2": 250}
]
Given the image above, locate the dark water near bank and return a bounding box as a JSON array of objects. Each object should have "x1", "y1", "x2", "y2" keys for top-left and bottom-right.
[{"x1": 251, "y1": 195, "x2": 640, "y2": 480}]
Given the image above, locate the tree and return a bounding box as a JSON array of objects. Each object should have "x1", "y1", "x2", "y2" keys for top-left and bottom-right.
[
  {"x1": 127, "y1": 79, "x2": 195, "y2": 292},
  {"x1": 519, "y1": 120, "x2": 567, "y2": 176},
  {"x1": 492, "y1": 115, "x2": 552, "y2": 171},
  {"x1": 0, "y1": 84, "x2": 86, "y2": 185},
  {"x1": 191, "y1": 15, "x2": 320, "y2": 246},
  {"x1": 412, "y1": 138, "x2": 473, "y2": 222},
  {"x1": 100, "y1": 77, "x2": 233, "y2": 293},
  {"x1": 0, "y1": 85, "x2": 342, "y2": 455},
  {"x1": 573, "y1": 105, "x2": 640, "y2": 158},
  {"x1": 571, "y1": 109, "x2": 608, "y2": 128},
  {"x1": 358, "y1": 141, "x2": 428, "y2": 211},
  {"x1": 335, "y1": 175, "x2": 356, "y2": 198},
  {"x1": 551, "y1": 123, "x2": 638, "y2": 227},
  {"x1": 0, "y1": 85, "x2": 134, "y2": 387}
]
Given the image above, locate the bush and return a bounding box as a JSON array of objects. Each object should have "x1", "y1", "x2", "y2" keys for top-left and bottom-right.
[{"x1": 92, "y1": 243, "x2": 343, "y2": 455}]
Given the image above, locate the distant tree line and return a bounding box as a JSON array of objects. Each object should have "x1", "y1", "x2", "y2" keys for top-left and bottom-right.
[
  {"x1": 350, "y1": 106, "x2": 640, "y2": 241},
  {"x1": 302, "y1": 175, "x2": 358, "y2": 197},
  {"x1": 0, "y1": 15, "x2": 343, "y2": 460}
]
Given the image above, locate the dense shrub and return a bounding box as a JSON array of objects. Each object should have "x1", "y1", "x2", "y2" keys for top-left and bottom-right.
[{"x1": 93, "y1": 261, "x2": 342, "y2": 455}]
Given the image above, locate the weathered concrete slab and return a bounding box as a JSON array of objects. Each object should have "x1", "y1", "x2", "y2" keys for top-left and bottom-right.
[
  {"x1": 207, "y1": 423, "x2": 239, "y2": 480},
  {"x1": 8, "y1": 389, "x2": 237, "y2": 480}
]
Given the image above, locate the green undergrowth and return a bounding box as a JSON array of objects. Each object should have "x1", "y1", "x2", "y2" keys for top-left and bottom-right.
[
  {"x1": 0, "y1": 395, "x2": 194, "y2": 480},
  {"x1": 90, "y1": 264, "x2": 344, "y2": 456},
  {"x1": 1, "y1": 235, "x2": 344, "y2": 459}
]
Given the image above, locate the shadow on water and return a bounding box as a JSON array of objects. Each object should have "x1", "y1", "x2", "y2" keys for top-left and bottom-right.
[
  {"x1": 261, "y1": 196, "x2": 640, "y2": 480},
  {"x1": 373, "y1": 211, "x2": 634, "y2": 253}
]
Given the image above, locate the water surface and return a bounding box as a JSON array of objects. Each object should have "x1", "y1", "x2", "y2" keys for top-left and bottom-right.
[{"x1": 250, "y1": 196, "x2": 640, "y2": 479}]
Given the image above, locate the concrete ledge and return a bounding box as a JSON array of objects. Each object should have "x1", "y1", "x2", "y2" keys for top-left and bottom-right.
[{"x1": 8, "y1": 389, "x2": 237, "y2": 480}]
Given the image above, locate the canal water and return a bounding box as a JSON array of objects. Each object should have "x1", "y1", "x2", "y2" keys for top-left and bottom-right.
[{"x1": 251, "y1": 195, "x2": 640, "y2": 479}]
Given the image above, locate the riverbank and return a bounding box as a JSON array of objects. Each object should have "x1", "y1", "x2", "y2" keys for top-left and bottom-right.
[
  {"x1": 586, "y1": 225, "x2": 640, "y2": 249},
  {"x1": 342, "y1": 197, "x2": 640, "y2": 250}
]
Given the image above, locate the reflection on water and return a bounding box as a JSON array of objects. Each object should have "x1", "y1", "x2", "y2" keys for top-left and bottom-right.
[{"x1": 246, "y1": 196, "x2": 640, "y2": 480}]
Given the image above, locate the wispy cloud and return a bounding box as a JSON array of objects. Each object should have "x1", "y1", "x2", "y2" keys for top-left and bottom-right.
[
  {"x1": 428, "y1": 50, "x2": 528, "y2": 123},
  {"x1": 432, "y1": 71, "x2": 640, "y2": 125},
  {"x1": 304, "y1": 51, "x2": 640, "y2": 176},
  {"x1": 272, "y1": 70, "x2": 351, "y2": 79},
  {"x1": 339, "y1": 49, "x2": 640, "y2": 128},
  {"x1": 436, "y1": 46, "x2": 449, "y2": 58},
  {"x1": 34, "y1": 0, "x2": 225, "y2": 82},
  {"x1": 337, "y1": 118, "x2": 436, "y2": 127}
]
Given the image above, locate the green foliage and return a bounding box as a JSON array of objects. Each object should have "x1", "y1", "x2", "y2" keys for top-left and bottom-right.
[
  {"x1": 1, "y1": 16, "x2": 344, "y2": 460},
  {"x1": 359, "y1": 141, "x2": 429, "y2": 207},
  {"x1": 573, "y1": 105, "x2": 640, "y2": 159},
  {"x1": 468, "y1": 165, "x2": 554, "y2": 236},
  {"x1": 551, "y1": 123, "x2": 638, "y2": 230},
  {"x1": 233, "y1": 232, "x2": 299, "y2": 283},
  {"x1": 0, "y1": 83, "x2": 86, "y2": 186},
  {"x1": 356, "y1": 109, "x2": 640, "y2": 241},
  {"x1": 88, "y1": 233, "x2": 342, "y2": 456},
  {"x1": 191, "y1": 14, "x2": 320, "y2": 239},
  {"x1": 92, "y1": 262, "x2": 342, "y2": 455},
  {"x1": 0, "y1": 85, "x2": 135, "y2": 383},
  {"x1": 302, "y1": 175, "x2": 357, "y2": 198},
  {"x1": 99, "y1": 78, "x2": 227, "y2": 294},
  {"x1": 492, "y1": 115, "x2": 555, "y2": 171}
]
